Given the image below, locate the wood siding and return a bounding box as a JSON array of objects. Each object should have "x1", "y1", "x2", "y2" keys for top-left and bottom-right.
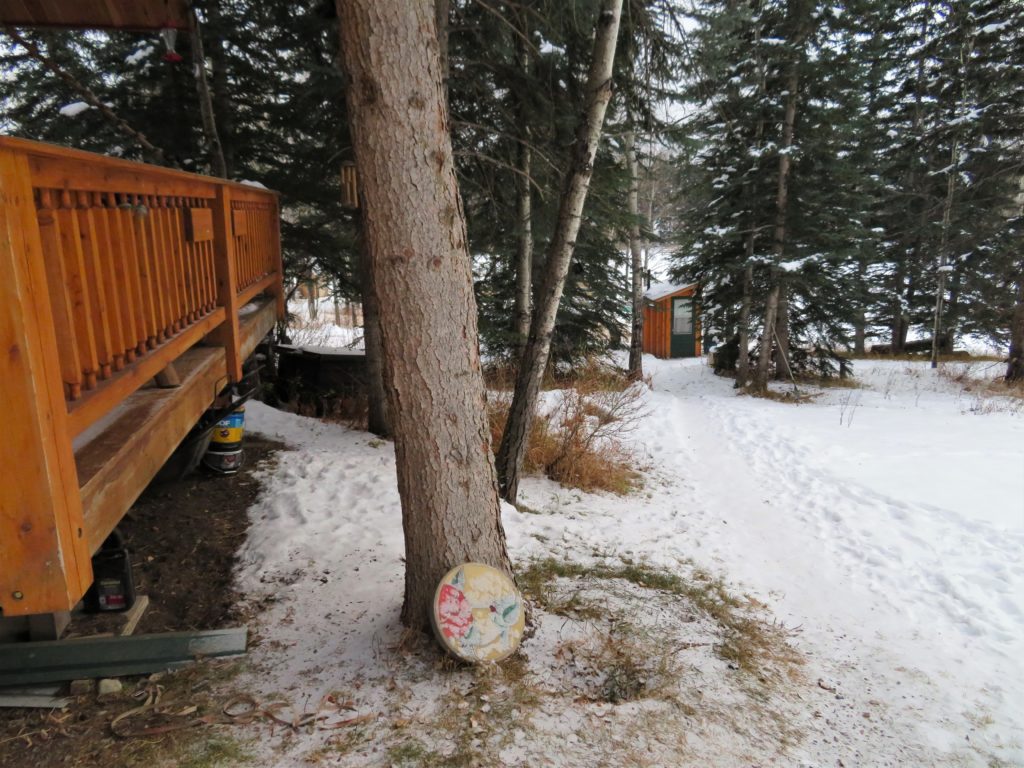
[{"x1": 642, "y1": 285, "x2": 702, "y2": 359}]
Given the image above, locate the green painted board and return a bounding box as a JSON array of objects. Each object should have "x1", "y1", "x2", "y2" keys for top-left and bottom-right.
[{"x1": 0, "y1": 627, "x2": 247, "y2": 686}]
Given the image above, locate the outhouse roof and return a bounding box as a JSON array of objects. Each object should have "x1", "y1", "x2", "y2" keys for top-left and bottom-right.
[{"x1": 644, "y1": 282, "x2": 697, "y2": 302}]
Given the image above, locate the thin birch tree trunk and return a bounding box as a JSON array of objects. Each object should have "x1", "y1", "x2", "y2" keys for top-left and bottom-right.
[
  {"x1": 625, "y1": 129, "x2": 644, "y2": 380},
  {"x1": 337, "y1": 0, "x2": 513, "y2": 629},
  {"x1": 495, "y1": 0, "x2": 623, "y2": 502},
  {"x1": 187, "y1": 8, "x2": 228, "y2": 178},
  {"x1": 512, "y1": 16, "x2": 533, "y2": 360}
]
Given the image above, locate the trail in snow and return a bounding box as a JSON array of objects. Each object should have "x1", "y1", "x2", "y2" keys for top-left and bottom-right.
[
  {"x1": 236, "y1": 356, "x2": 1024, "y2": 766},
  {"x1": 514, "y1": 357, "x2": 1023, "y2": 763}
]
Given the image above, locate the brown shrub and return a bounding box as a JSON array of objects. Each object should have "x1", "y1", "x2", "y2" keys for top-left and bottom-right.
[
  {"x1": 487, "y1": 368, "x2": 646, "y2": 495},
  {"x1": 484, "y1": 356, "x2": 646, "y2": 394}
]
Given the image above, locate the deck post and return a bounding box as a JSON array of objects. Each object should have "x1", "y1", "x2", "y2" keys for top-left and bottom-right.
[
  {"x1": 209, "y1": 185, "x2": 243, "y2": 381},
  {"x1": 0, "y1": 148, "x2": 92, "y2": 617},
  {"x1": 271, "y1": 197, "x2": 285, "y2": 320}
]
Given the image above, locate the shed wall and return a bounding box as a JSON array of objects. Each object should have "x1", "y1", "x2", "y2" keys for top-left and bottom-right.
[{"x1": 640, "y1": 286, "x2": 701, "y2": 359}]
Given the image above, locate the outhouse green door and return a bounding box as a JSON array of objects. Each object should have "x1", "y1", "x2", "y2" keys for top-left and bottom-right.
[{"x1": 670, "y1": 297, "x2": 695, "y2": 357}]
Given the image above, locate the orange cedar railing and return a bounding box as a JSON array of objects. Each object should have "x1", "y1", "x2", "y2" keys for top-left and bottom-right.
[
  {"x1": 2, "y1": 136, "x2": 284, "y2": 439},
  {"x1": 1, "y1": 136, "x2": 284, "y2": 618}
]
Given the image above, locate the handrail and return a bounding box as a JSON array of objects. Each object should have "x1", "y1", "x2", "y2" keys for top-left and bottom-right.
[{"x1": 0, "y1": 136, "x2": 283, "y2": 439}]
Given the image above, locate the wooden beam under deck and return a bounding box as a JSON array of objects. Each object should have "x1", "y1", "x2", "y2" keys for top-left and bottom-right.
[{"x1": 76, "y1": 298, "x2": 276, "y2": 555}]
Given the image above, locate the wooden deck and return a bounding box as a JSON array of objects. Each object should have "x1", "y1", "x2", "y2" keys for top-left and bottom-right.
[{"x1": 0, "y1": 137, "x2": 284, "y2": 618}]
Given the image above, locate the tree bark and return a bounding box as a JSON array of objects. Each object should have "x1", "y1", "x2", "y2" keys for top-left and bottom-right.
[
  {"x1": 774, "y1": 283, "x2": 791, "y2": 380},
  {"x1": 336, "y1": 0, "x2": 513, "y2": 629},
  {"x1": 737, "y1": 19, "x2": 765, "y2": 389},
  {"x1": 436, "y1": 0, "x2": 450, "y2": 107},
  {"x1": 188, "y1": 8, "x2": 228, "y2": 178},
  {"x1": 736, "y1": 261, "x2": 753, "y2": 387},
  {"x1": 1007, "y1": 273, "x2": 1024, "y2": 382},
  {"x1": 495, "y1": 0, "x2": 623, "y2": 502},
  {"x1": 205, "y1": 2, "x2": 235, "y2": 176},
  {"x1": 359, "y1": 205, "x2": 390, "y2": 436},
  {"x1": 753, "y1": 48, "x2": 801, "y2": 391},
  {"x1": 625, "y1": 129, "x2": 644, "y2": 381},
  {"x1": 854, "y1": 256, "x2": 867, "y2": 354},
  {"x1": 512, "y1": 18, "x2": 533, "y2": 360}
]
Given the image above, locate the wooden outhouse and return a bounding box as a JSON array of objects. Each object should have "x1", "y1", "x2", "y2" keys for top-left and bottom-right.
[{"x1": 642, "y1": 282, "x2": 701, "y2": 359}]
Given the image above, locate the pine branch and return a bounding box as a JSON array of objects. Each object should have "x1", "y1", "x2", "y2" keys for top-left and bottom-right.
[{"x1": 4, "y1": 27, "x2": 174, "y2": 167}]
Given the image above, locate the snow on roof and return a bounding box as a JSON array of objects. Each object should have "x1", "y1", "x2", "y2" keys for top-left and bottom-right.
[{"x1": 644, "y1": 281, "x2": 696, "y2": 301}]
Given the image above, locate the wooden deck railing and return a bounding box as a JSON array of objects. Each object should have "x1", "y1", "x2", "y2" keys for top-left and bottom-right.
[{"x1": 0, "y1": 136, "x2": 284, "y2": 618}]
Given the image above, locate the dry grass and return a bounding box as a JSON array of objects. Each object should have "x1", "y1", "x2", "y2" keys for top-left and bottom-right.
[
  {"x1": 852, "y1": 350, "x2": 1001, "y2": 362},
  {"x1": 935, "y1": 362, "x2": 1024, "y2": 414},
  {"x1": 484, "y1": 356, "x2": 643, "y2": 393},
  {"x1": 519, "y1": 558, "x2": 802, "y2": 682},
  {"x1": 488, "y1": 384, "x2": 645, "y2": 495}
]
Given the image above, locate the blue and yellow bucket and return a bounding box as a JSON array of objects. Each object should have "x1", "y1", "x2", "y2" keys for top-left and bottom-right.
[{"x1": 203, "y1": 407, "x2": 245, "y2": 474}]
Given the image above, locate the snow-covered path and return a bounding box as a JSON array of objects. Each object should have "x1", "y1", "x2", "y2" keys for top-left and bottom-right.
[
  {"x1": 239, "y1": 356, "x2": 1023, "y2": 766},
  {"x1": 513, "y1": 357, "x2": 1024, "y2": 763}
]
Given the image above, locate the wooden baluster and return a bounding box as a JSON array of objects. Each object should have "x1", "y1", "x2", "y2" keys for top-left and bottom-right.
[
  {"x1": 244, "y1": 205, "x2": 254, "y2": 287},
  {"x1": 154, "y1": 195, "x2": 182, "y2": 333},
  {"x1": 0, "y1": 146, "x2": 92, "y2": 617},
  {"x1": 150, "y1": 194, "x2": 175, "y2": 339},
  {"x1": 189, "y1": 199, "x2": 209, "y2": 314},
  {"x1": 238, "y1": 203, "x2": 249, "y2": 290},
  {"x1": 56, "y1": 190, "x2": 99, "y2": 389},
  {"x1": 210, "y1": 185, "x2": 242, "y2": 381},
  {"x1": 35, "y1": 189, "x2": 83, "y2": 400},
  {"x1": 105, "y1": 192, "x2": 138, "y2": 363},
  {"x1": 171, "y1": 198, "x2": 192, "y2": 326},
  {"x1": 76, "y1": 191, "x2": 114, "y2": 379},
  {"x1": 92, "y1": 191, "x2": 126, "y2": 372},
  {"x1": 134, "y1": 194, "x2": 165, "y2": 344},
  {"x1": 202, "y1": 201, "x2": 216, "y2": 311},
  {"x1": 166, "y1": 195, "x2": 187, "y2": 330},
  {"x1": 117, "y1": 193, "x2": 150, "y2": 357},
  {"x1": 174, "y1": 197, "x2": 198, "y2": 323}
]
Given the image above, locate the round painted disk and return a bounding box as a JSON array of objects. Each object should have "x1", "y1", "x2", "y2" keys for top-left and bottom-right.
[{"x1": 431, "y1": 562, "x2": 525, "y2": 663}]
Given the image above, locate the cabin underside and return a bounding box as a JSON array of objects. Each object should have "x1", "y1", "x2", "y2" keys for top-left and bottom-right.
[
  {"x1": 0, "y1": 136, "x2": 283, "y2": 623},
  {"x1": 75, "y1": 297, "x2": 275, "y2": 558}
]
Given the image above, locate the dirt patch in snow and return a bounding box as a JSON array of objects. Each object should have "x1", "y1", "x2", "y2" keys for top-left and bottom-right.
[{"x1": 0, "y1": 436, "x2": 284, "y2": 768}]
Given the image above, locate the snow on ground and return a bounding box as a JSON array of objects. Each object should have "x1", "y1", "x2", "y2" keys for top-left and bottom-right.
[
  {"x1": 286, "y1": 297, "x2": 364, "y2": 350},
  {"x1": 234, "y1": 357, "x2": 1023, "y2": 766}
]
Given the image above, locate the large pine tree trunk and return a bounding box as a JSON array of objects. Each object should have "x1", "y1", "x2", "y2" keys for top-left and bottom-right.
[
  {"x1": 435, "y1": 0, "x2": 450, "y2": 106},
  {"x1": 359, "y1": 212, "x2": 390, "y2": 436},
  {"x1": 625, "y1": 129, "x2": 644, "y2": 380},
  {"x1": 774, "y1": 284, "x2": 792, "y2": 380},
  {"x1": 1008, "y1": 274, "x2": 1024, "y2": 382},
  {"x1": 753, "y1": 53, "x2": 801, "y2": 391},
  {"x1": 737, "y1": 24, "x2": 765, "y2": 390},
  {"x1": 337, "y1": 0, "x2": 512, "y2": 629},
  {"x1": 495, "y1": 0, "x2": 623, "y2": 502},
  {"x1": 736, "y1": 261, "x2": 753, "y2": 387},
  {"x1": 854, "y1": 256, "x2": 867, "y2": 354}
]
